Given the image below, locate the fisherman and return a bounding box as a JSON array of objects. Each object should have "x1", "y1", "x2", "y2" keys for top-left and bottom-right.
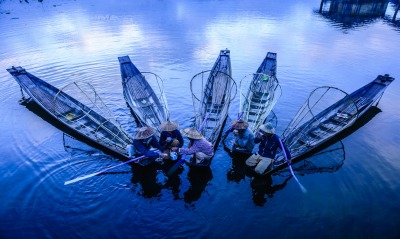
[
  {"x1": 132, "y1": 126, "x2": 166, "y2": 165},
  {"x1": 159, "y1": 121, "x2": 184, "y2": 159},
  {"x1": 225, "y1": 119, "x2": 255, "y2": 155},
  {"x1": 171, "y1": 128, "x2": 214, "y2": 166},
  {"x1": 246, "y1": 123, "x2": 291, "y2": 174}
]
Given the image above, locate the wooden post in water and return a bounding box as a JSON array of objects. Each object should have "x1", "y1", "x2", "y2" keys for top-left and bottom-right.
[
  {"x1": 393, "y1": 3, "x2": 399, "y2": 22},
  {"x1": 319, "y1": 0, "x2": 324, "y2": 13}
]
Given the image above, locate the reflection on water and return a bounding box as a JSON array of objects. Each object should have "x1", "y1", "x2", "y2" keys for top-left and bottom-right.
[
  {"x1": 251, "y1": 175, "x2": 292, "y2": 207},
  {"x1": 227, "y1": 155, "x2": 247, "y2": 183},
  {"x1": 184, "y1": 167, "x2": 213, "y2": 204},
  {"x1": 130, "y1": 160, "x2": 185, "y2": 199},
  {"x1": 316, "y1": 0, "x2": 400, "y2": 30}
]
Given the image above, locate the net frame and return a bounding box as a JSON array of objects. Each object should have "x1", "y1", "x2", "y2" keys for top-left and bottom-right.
[
  {"x1": 190, "y1": 70, "x2": 237, "y2": 144},
  {"x1": 239, "y1": 72, "x2": 282, "y2": 133},
  {"x1": 53, "y1": 81, "x2": 132, "y2": 152}
]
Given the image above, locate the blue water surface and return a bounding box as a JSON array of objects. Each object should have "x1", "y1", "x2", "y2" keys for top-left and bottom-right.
[{"x1": 0, "y1": 0, "x2": 399, "y2": 238}]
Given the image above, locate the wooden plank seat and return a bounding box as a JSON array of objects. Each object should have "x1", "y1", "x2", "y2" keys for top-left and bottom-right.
[
  {"x1": 319, "y1": 123, "x2": 339, "y2": 132},
  {"x1": 134, "y1": 97, "x2": 154, "y2": 107},
  {"x1": 308, "y1": 131, "x2": 323, "y2": 139},
  {"x1": 310, "y1": 128, "x2": 330, "y2": 138},
  {"x1": 249, "y1": 98, "x2": 269, "y2": 104},
  {"x1": 329, "y1": 115, "x2": 350, "y2": 125},
  {"x1": 298, "y1": 137, "x2": 314, "y2": 147}
]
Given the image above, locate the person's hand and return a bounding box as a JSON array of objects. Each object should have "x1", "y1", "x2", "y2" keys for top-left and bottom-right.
[
  {"x1": 159, "y1": 153, "x2": 168, "y2": 159},
  {"x1": 171, "y1": 147, "x2": 178, "y2": 152},
  {"x1": 233, "y1": 129, "x2": 238, "y2": 136},
  {"x1": 166, "y1": 137, "x2": 172, "y2": 142}
]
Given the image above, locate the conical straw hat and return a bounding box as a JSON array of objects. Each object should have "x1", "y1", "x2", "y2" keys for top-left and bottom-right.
[
  {"x1": 259, "y1": 122, "x2": 275, "y2": 134},
  {"x1": 134, "y1": 127, "x2": 156, "y2": 140},
  {"x1": 180, "y1": 128, "x2": 203, "y2": 139},
  {"x1": 230, "y1": 120, "x2": 249, "y2": 129},
  {"x1": 159, "y1": 121, "x2": 179, "y2": 131}
]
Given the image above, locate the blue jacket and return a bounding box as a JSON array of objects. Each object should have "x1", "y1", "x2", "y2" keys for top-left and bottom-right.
[
  {"x1": 232, "y1": 128, "x2": 255, "y2": 154},
  {"x1": 133, "y1": 135, "x2": 163, "y2": 158},
  {"x1": 159, "y1": 129, "x2": 184, "y2": 148},
  {"x1": 255, "y1": 134, "x2": 291, "y2": 160}
]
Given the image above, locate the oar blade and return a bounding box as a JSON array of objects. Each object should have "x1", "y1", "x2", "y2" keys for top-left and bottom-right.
[{"x1": 64, "y1": 172, "x2": 100, "y2": 185}]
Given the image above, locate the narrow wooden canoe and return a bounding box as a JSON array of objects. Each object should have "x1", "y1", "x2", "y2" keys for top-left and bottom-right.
[
  {"x1": 263, "y1": 74, "x2": 395, "y2": 175},
  {"x1": 7, "y1": 66, "x2": 133, "y2": 160},
  {"x1": 118, "y1": 56, "x2": 168, "y2": 133},
  {"x1": 241, "y1": 52, "x2": 281, "y2": 133},
  {"x1": 192, "y1": 49, "x2": 236, "y2": 147}
]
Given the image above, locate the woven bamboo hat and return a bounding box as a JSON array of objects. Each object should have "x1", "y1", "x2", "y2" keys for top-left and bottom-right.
[
  {"x1": 134, "y1": 126, "x2": 156, "y2": 140},
  {"x1": 159, "y1": 121, "x2": 179, "y2": 131},
  {"x1": 259, "y1": 122, "x2": 275, "y2": 134},
  {"x1": 230, "y1": 120, "x2": 249, "y2": 130},
  {"x1": 180, "y1": 128, "x2": 203, "y2": 139}
]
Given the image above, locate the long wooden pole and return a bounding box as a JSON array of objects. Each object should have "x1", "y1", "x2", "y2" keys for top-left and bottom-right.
[{"x1": 64, "y1": 150, "x2": 160, "y2": 185}]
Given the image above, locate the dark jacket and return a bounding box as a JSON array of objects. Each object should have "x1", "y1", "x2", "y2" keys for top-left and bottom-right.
[
  {"x1": 255, "y1": 134, "x2": 291, "y2": 160},
  {"x1": 133, "y1": 135, "x2": 163, "y2": 158},
  {"x1": 159, "y1": 129, "x2": 184, "y2": 148}
]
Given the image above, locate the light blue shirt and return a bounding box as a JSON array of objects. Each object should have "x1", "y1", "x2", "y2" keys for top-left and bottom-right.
[{"x1": 233, "y1": 128, "x2": 255, "y2": 154}]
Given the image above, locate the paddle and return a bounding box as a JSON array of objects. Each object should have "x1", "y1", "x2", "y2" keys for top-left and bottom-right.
[
  {"x1": 277, "y1": 137, "x2": 307, "y2": 193},
  {"x1": 167, "y1": 113, "x2": 210, "y2": 176},
  {"x1": 64, "y1": 150, "x2": 160, "y2": 185}
]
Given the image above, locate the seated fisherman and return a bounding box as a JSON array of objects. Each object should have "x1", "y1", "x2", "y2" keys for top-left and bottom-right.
[
  {"x1": 226, "y1": 119, "x2": 255, "y2": 155},
  {"x1": 159, "y1": 121, "x2": 184, "y2": 159},
  {"x1": 246, "y1": 123, "x2": 291, "y2": 174},
  {"x1": 171, "y1": 128, "x2": 214, "y2": 166},
  {"x1": 132, "y1": 126, "x2": 166, "y2": 165}
]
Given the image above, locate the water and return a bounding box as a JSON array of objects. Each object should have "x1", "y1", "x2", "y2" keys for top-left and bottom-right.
[{"x1": 1, "y1": 0, "x2": 400, "y2": 238}]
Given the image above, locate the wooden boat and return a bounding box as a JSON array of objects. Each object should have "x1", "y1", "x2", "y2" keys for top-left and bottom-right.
[
  {"x1": 7, "y1": 66, "x2": 133, "y2": 160},
  {"x1": 191, "y1": 49, "x2": 236, "y2": 146},
  {"x1": 240, "y1": 52, "x2": 281, "y2": 133},
  {"x1": 187, "y1": 49, "x2": 237, "y2": 166},
  {"x1": 118, "y1": 56, "x2": 169, "y2": 133},
  {"x1": 261, "y1": 74, "x2": 395, "y2": 175}
]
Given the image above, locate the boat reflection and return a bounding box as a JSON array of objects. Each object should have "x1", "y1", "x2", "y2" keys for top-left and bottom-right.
[
  {"x1": 316, "y1": 0, "x2": 391, "y2": 29},
  {"x1": 251, "y1": 175, "x2": 292, "y2": 207}
]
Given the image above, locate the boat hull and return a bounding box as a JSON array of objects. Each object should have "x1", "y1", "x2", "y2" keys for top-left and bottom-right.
[
  {"x1": 188, "y1": 49, "x2": 236, "y2": 167},
  {"x1": 118, "y1": 56, "x2": 168, "y2": 133},
  {"x1": 241, "y1": 52, "x2": 281, "y2": 133},
  {"x1": 7, "y1": 66, "x2": 132, "y2": 160},
  {"x1": 249, "y1": 74, "x2": 395, "y2": 175}
]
